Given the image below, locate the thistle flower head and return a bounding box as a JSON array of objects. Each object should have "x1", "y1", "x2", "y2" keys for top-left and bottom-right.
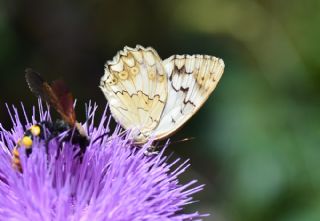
[{"x1": 0, "y1": 102, "x2": 206, "y2": 221}]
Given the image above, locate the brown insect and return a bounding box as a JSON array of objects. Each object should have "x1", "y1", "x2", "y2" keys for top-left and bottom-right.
[{"x1": 12, "y1": 69, "x2": 89, "y2": 172}]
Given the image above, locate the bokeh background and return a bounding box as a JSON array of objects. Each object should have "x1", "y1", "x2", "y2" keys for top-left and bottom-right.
[{"x1": 1, "y1": 0, "x2": 319, "y2": 220}]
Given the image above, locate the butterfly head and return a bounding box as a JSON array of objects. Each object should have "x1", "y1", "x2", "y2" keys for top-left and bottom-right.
[{"x1": 130, "y1": 129, "x2": 150, "y2": 144}]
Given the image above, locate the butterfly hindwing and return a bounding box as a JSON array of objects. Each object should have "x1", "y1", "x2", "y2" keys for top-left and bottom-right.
[
  {"x1": 100, "y1": 45, "x2": 168, "y2": 142},
  {"x1": 153, "y1": 54, "x2": 225, "y2": 140}
]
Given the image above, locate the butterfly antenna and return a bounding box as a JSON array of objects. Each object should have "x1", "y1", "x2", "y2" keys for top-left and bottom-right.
[
  {"x1": 177, "y1": 137, "x2": 195, "y2": 143},
  {"x1": 157, "y1": 137, "x2": 195, "y2": 149}
]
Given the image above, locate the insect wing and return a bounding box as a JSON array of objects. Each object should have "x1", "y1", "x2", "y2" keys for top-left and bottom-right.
[
  {"x1": 100, "y1": 45, "x2": 168, "y2": 142},
  {"x1": 25, "y1": 68, "x2": 76, "y2": 126},
  {"x1": 153, "y1": 54, "x2": 225, "y2": 140}
]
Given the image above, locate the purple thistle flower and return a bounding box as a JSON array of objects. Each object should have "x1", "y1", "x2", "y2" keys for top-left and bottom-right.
[{"x1": 0, "y1": 102, "x2": 206, "y2": 221}]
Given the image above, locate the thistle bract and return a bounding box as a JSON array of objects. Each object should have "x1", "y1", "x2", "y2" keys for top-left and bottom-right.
[{"x1": 0, "y1": 103, "x2": 206, "y2": 221}]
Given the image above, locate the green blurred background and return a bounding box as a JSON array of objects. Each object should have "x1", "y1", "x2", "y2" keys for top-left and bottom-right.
[{"x1": 1, "y1": 0, "x2": 320, "y2": 220}]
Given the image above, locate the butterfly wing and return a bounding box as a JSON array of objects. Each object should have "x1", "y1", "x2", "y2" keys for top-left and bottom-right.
[
  {"x1": 100, "y1": 45, "x2": 167, "y2": 143},
  {"x1": 25, "y1": 68, "x2": 76, "y2": 126},
  {"x1": 153, "y1": 54, "x2": 225, "y2": 140}
]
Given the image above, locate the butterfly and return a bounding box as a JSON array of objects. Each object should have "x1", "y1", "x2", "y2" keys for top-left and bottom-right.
[{"x1": 100, "y1": 45, "x2": 225, "y2": 144}]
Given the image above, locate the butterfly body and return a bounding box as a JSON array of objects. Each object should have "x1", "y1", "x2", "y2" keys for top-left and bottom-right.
[{"x1": 100, "y1": 45, "x2": 225, "y2": 144}]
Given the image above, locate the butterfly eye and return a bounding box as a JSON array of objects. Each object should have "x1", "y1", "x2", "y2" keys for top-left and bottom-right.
[
  {"x1": 118, "y1": 71, "x2": 129, "y2": 80},
  {"x1": 130, "y1": 67, "x2": 139, "y2": 76},
  {"x1": 106, "y1": 74, "x2": 118, "y2": 86}
]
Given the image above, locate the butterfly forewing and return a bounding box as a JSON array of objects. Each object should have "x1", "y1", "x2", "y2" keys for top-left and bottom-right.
[
  {"x1": 100, "y1": 45, "x2": 168, "y2": 142},
  {"x1": 153, "y1": 54, "x2": 225, "y2": 140}
]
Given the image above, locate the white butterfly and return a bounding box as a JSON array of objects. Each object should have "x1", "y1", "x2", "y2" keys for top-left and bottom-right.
[{"x1": 100, "y1": 45, "x2": 225, "y2": 144}]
